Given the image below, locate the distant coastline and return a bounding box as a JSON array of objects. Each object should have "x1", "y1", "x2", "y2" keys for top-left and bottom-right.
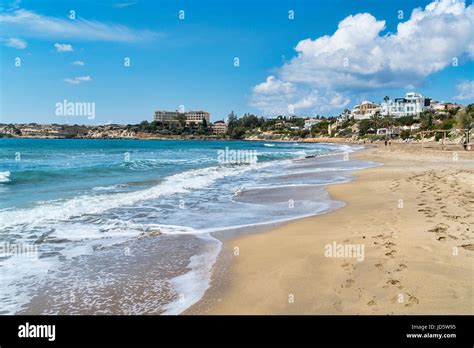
[
  {"x1": 0, "y1": 123, "x2": 351, "y2": 143},
  {"x1": 1, "y1": 99, "x2": 472, "y2": 147},
  {"x1": 0, "y1": 123, "x2": 223, "y2": 141}
]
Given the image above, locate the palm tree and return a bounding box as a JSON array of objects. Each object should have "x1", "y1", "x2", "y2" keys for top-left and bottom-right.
[
  {"x1": 382, "y1": 115, "x2": 395, "y2": 128},
  {"x1": 177, "y1": 113, "x2": 186, "y2": 128},
  {"x1": 370, "y1": 112, "x2": 381, "y2": 129},
  {"x1": 383, "y1": 96, "x2": 391, "y2": 117},
  {"x1": 420, "y1": 110, "x2": 434, "y2": 130}
]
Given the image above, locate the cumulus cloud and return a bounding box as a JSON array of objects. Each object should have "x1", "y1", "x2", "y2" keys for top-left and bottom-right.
[
  {"x1": 64, "y1": 75, "x2": 91, "y2": 84},
  {"x1": 54, "y1": 43, "x2": 73, "y2": 52},
  {"x1": 71, "y1": 60, "x2": 85, "y2": 66},
  {"x1": 251, "y1": 76, "x2": 350, "y2": 115},
  {"x1": 454, "y1": 80, "x2": 474, "y2": 100},
  {"x1": 251, "y1": 0, "x2": 474, "y2": 116},
  {"x1": 0, "y1": 9, "x2": 159, "y2": 42},
  {"x1": 4, "y1": 37, "x2": 26, "y2": 49}
]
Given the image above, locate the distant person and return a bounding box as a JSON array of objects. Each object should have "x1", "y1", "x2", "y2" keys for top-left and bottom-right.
[{"x1": 384, "y1": 140, "x2": 388, "y2": 146}]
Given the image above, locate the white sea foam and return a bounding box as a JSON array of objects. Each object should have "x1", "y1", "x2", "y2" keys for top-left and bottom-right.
[
  {"x1": 0, "y1": 171, "x2": 11, "y2": 183},
  {"x1": 0, "y1": 164, "x2": 259, "y2": 229},
  {"x1": 92, "y1": 184, "x2": 128, "y2": 191},
  {"x1": 162, "y1": 233, "x2": 222, "y2": 315}
]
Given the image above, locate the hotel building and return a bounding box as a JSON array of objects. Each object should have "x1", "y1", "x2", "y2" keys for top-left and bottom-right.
[
  {"x1": 211, "y1": 120, "x2": 228, "y2": 134},
  {"x1": 154, "y1": 110, "x2": 210, "y2": 125},
  {"x1": 154, "y1": 111, "x2": 180, "y2": 124}
]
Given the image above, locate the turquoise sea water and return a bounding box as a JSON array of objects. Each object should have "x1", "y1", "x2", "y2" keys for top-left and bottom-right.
[{"x1": 0, "y1": 138, "x2": 374, "y2": 314}]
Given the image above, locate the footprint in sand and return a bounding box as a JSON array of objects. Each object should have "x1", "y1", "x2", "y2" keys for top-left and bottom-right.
[
  {"x1": 385, "y1": 250, "x2": 397, "y2": 258},
  {"x1": 367, "y1": 297, "x2": 377, "y2": 306},
  {"x1": 345, "y1": 278, "x2": 355, "y2": 288},
  {"x1": 333, "y1": 299, "x2": 342, "y2": 312},
  {"x1": 395, "y1": 264, "x2": 407, "y2": 272},
  {"x1": 405, "y1": 293, "x2": 420, "y2": 307},
  {"x1": 459, "y1": 244, "x2": 474, "y2": 251},
  {"x1": 384, "y1": 279, "x2": 401, "y2": 287},
  {"x1": 372, "y1": 234, "x2": 390, "y2": 240},
  {"x1": 428, "y1": 223, "x2": 449, "y2": 234},
  {"x1": 383, "y1": 241, "x2": 397, "y2": 248}
]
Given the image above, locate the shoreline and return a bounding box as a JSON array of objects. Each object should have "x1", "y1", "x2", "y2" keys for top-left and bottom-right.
[
  {"x1": 186, "y1": 143, "x2": 474, "y2": 314},
  {"x1": 0, "y1": 135, "x2": 358, "y2": 143}
]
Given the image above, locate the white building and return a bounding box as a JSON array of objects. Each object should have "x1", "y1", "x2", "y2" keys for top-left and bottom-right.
[
  {"x1": 400, "y1": 124, "x2": 421, "y2": 131},
  {"x1": 376, "y1": 127, "x2": 400, "y2": 137},
  {"x1": 382, "y1": 92, "x2": 431, "y2": 118},
  {"x1": 304, "y1": 118, "x2": 321, "y2": 129}
]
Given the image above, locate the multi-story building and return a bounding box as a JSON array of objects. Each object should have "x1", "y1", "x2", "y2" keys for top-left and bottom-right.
[
  {"x1": 184, "y1": 111, "x2": 210, "y2": 125},
  {"x1": 211, "y1": 120, "x2": 228, "y2": 134},
  {"x1": 351, "y1": 101, "x2": 382, "y2": 120},
  {"x1": 382, "y1": 92, "x2": 431, "y2": 117},
  {"x1": 154, "y1": 110, "x2": 210, "y2": 125},
  {"x1": 154, "y1": 111, "x2": 180, "y2": 124}
]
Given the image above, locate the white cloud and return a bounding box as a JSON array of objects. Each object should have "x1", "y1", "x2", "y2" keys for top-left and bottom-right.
[
  {"x1": 251, "y1": 0, "x2": 474, "y2": 115},
  {"x1": 75, "y1": 76, "x2": 91, "y2": 82},
  {"x1": 114, "y1": 1, "x2": 138, "y2": 8},
  {"x1": 251, "y1": 77, "x2": 350, "y2": 116},
  {"x1": 64, "y1": 78, "x2": 80, "y2": 85},
  {"x1": 71, "y1": 60, "x2": 85, "y2": 66},
  {"x1": 454, "y1": 80, "x2": 474, "y2": 100},
  {"x1": 64, "y1": 75, "x2": 92, "y2": 84},
  {"x1": 4, "y1": 37, "x2": 26, "y2": 49},
  {"x1": 54, "y1": 43, "x2": 73, "y2": 52},
  {"x1": 0, "y1": 9, "x2": 159, "y2": 42},
  {"x1": 253, "y1": 76, "x2": 296, "y2": 95}
]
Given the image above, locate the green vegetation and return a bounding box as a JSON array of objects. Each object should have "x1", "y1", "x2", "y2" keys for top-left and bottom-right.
[
  {"x1": 2, "y1": 103, "x2": 472, "y2": 142},
  {"x1": 128, "y1": 118, "x2": 212, "y2": 136},
  {"x1": 455, "y1": 107, "x2": 473, "y2": 129}
]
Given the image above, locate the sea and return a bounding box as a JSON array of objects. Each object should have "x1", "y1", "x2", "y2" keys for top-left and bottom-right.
[{"x1": 0, "y1": 138, "x2": 377, "y2": 314}]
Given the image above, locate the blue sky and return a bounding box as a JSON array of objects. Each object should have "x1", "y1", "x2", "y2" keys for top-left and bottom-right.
[{"x1": 1, "y1": 0, "x2": 473, "y2": 124}]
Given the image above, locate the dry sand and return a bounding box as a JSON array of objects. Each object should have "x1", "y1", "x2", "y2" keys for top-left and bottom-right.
[{"x1": 187, "y1": 142, "x2": 474, "y2": 314}]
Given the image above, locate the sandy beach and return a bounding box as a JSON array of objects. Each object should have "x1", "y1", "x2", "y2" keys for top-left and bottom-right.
[{"x1": 188, "y1": 142, "x2": 474, "y2": 315}]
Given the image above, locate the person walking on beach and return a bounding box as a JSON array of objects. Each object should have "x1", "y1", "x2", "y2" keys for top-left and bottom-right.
[{"x1": 384, "y1": 140, "x2": 388, "y2": 146}]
